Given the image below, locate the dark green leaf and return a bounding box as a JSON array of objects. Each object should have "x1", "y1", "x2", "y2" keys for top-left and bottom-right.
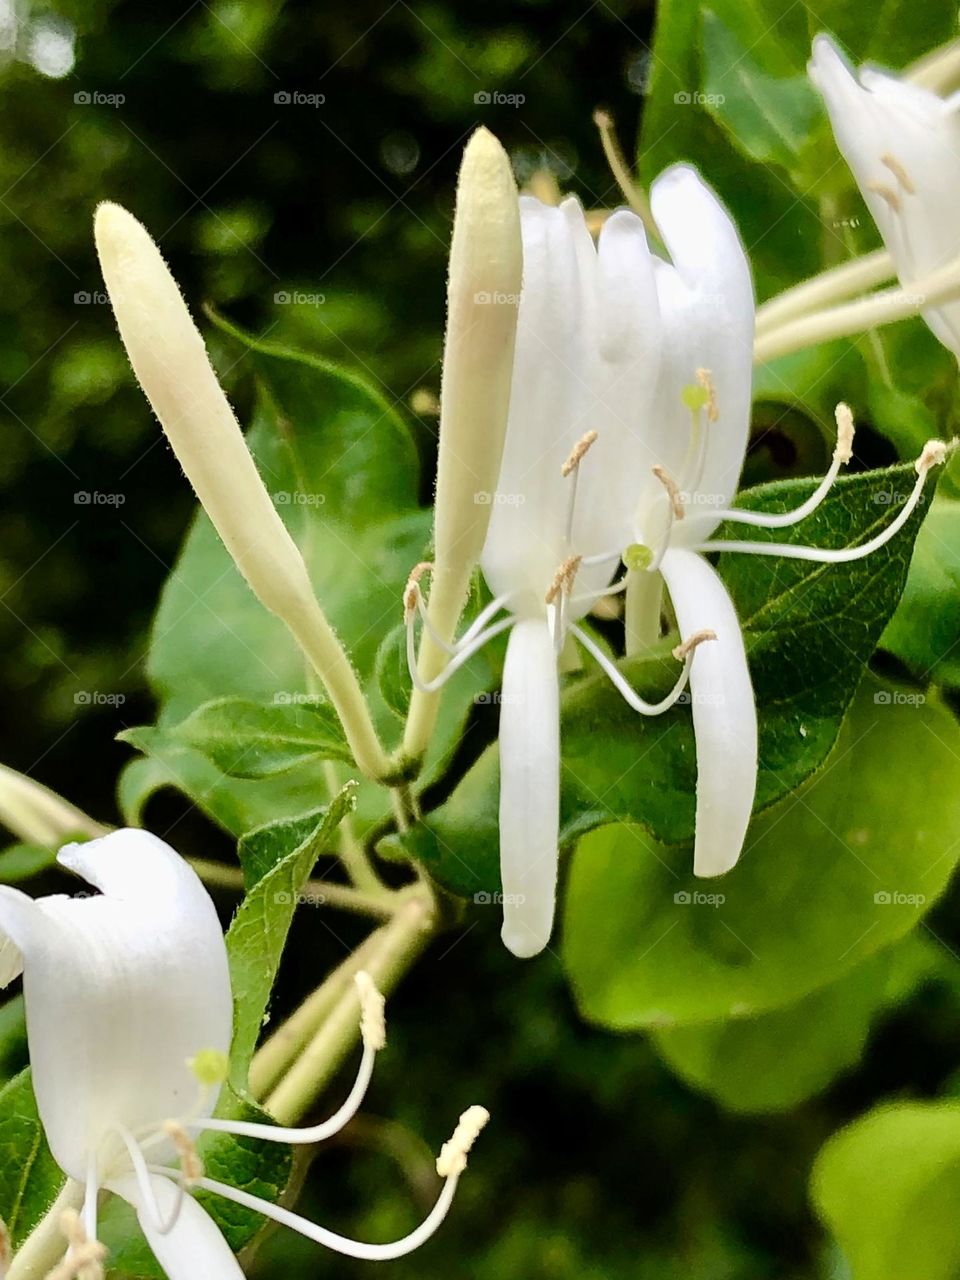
[
  {"x1": 0, "y1": 844, "x2": 57, "y2": 884},
  {"x1": 225, "y1": 784, "x2": 357, "y2": 1083},
  {"x1": 701, "y1": 11, "x2": 823, "y2": 172},
  {"x1": 651, "y1": 934, "x2": 936, "y2": 1111},
  {"x1": 0, "y1": 1069, "x2": 64, "y2": 1247},
  {"x1": 562, "y1": 676, "x2": 960, "y2": 1028},
  {"x1": 164, "y1": 695, "x2": 352, "y2": 779},
  {"x1": 882, "y1": 498, "x2": 960, "y2": 687},
  {"x1": 812, "y1": 1101, "x2": 960, "y2": 1280}
]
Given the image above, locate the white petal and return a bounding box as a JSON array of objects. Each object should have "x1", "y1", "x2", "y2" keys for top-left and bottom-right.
[
  {"x1": 481, "y1": 196, "x2": 600, "y2": 613},
  {"x1": 498, "y1": 619, "x2": 560, "y2": 957},
  {"x1": 110, "y1": 1173, "x2": 244, "y2": 1280},
  {"x1": 648, "y1": 165, "x2": 755, "y2": 541},
  {"x1": 659, "y1": 549, "x2": 757, "y2": 876},
  {"x1": 0, "y1": 934, "x2": 23, "y2": 988},
  {"x1": 810, "y1": 33, "x2": 960, "y2": 354},
  {"x1": 0, "y1": 829, "x2": 233, "y2": 1181},
  {"x1": 570, "y1": 209, "x2": 662, "y2": 614}
]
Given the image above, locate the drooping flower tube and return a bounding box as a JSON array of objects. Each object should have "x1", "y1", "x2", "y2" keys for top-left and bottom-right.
[
  {"x1": 809, "y1": 32, "x2": 960, "y2": 357},
  {"x1": 0, "y1": 830, "x2": 486, "y2": 1279},
  {"x1": 405, "y1": 164, "x2": 948, "y2": 960}
]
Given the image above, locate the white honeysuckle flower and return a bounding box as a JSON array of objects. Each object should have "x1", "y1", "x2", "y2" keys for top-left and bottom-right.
[
  {"x1": 405, "y1": 188, "x2": 702, "y2": 959},
  {"x1": 405, "y1": 163, "x2": 947, "y2": 961},
  {"x1": 0, "y1": 830, "x2": 486, "y2": 1279},
  {"x1": 809, "y1": 32, "x2": 960, "y2": 356}
]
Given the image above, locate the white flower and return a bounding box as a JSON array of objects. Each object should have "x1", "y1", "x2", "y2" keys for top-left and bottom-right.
[
  {"x1": 0, "y1": 830, "x2": 486, "y2": 1278},
  {"x1": 809, "y1": 32, "x2": 960, "y2": 356},
  {"x1": 405, "y1": 165, "x2": 946, "y2": 962}
]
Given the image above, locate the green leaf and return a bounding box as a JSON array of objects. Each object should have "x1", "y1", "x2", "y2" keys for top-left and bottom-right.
[
  {"x1": 0, "y1": 844, "x2": 56, "y2": 883},
  {"x1": 391, "y1": 461, "x2": 931, "y2": 896},
  {"x1": 882, "y1": 498, "x2": 960, "y2": 687},
  {"x1": 700, "y1": 11, "x2": 823, "y2": 172},
  {"x1": 562, "y1": 675, "x2": 960, "y2": 1029},
  {"x1": 0, "y1": 1069, "x2": 64, "y2": 1247},
  {"x1": 811, "y1": 1101, "x2": 960, "y2": 1280},
  {"x1": 0, "y1": 997, "x2": 27, "y2": 1088},
  {"x1": 162, "y1": 695, "x2": 352, "y2": 779},
  {"x1": 225, "y1": 784, "x2": 357, "y2": 1083},
  {"x1": 651, "y1": 934, "x2": 936, "y2": 1111}
]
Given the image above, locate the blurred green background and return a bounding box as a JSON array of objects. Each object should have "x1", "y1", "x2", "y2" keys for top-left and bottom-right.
[{"x1": 4, "y1": 2, "x2": 960, "y2": 1278}]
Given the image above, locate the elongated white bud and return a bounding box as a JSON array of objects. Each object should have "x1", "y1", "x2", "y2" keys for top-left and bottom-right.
[
  {"x1": 433, "y1": 127, "x2": 522, "y2": 583},
  {"x1": 94, "y1": 203, "x2": 388, "y2": 779},
  {"x1": 404, "y1": 129, "x2": 522, "y2": 762},
  {"x1": 0, "y1": 763, "x2": 104, "y2": 847},
  {"x1": 94, "y1": 203, "x2": 315, "y2": 619}
]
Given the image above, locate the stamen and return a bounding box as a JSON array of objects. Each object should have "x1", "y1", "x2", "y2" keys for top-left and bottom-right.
[
  {"x1": 355, "y1": 970, "x2": 386, "y2": 1052},
  {"x1": 834, "y1": 401, "x2": 855, "y2": 464},
  {"x1": 544, "y1": 555, "x2": 582, "y2": 606},
  {"x1": 881, "y1": 153, "x2": 915, "y2": 194},
  {"x1": 561, "y1": 430, "x2": 598, "y2": 477},
  {"x1": 570, "y1": 622, "x2": 698, "y2": 716},
  {"x1": 696, "y1": 368, "x2": 718, "y2": 423},
  {"x1": 652, "y1": 465, "x2": 685, "y2": 520},
  {"x1": 711, "y1": 402, "x2": 856, "y2": 530},
  {"x1": 403, "y1": 561, "x2": 434, "y2": 620},
  {"x1": 672, "y1": 628, "x2": 717, "y2": 662},
  {"x1": 866, "y1": 180, "x2": 901, "y2": 212},
  {"x1": 45, "y1": 1210, "x2": 107, "y2": 1280},
  {"x1": 436, "y1": 1106, "x2": 490, "y2": 1178},
  {"x1": 407, "y1": 614, "x2": 516, "y2": 694},
  {"x1": 162, "y1": 1120, "x2": 203, "y2": 1186},
  {"x1": 702, "y1": 439, "x2": 948, "y2": 562},
  {"x1": 592, "y1": 108, "x2": 658, "y2": 236}
]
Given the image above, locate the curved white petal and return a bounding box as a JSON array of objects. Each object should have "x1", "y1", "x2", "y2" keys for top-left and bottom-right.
[
  {"x1": 0, "y1": 934, "x2": 22, "y2": 987},
  {"x1": 0, "y1": 829, "x2": 232, "y2": 1181},
  {"x1": 648, "y1": 165, "x2": 755, "y2": 543},
  {"x1": 481, "y1": 197, "x2": 597, "y2": 613},
  {"x1": 810, "y1": 32, "x2": 960, "y2": 354},
  {"x1": 659, "y1": 549, "x2": 757, "y2": 877},
  {"x1": 110, "y1": 1173, "x2": 244, "y2": 1280},
  {"x1": 498, "y1": 619, "x2": 560, "y2": 958},
  {"x1": 570, "y1": 209, "x2": 662, "y2": 614}
]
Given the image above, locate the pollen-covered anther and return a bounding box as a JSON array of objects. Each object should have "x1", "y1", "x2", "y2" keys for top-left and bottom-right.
[
  {"x1": 561, "y1": 430, "x2": 598, "y2": 477},
  {"x1": 695, "y1": 368, "x2": 719, "y2": 423},
  {"x1": 834, "y1": 402, "x2": 855, "y2": 464},
  {"x1": 672, "y1": 628, "x2": 717, "y2": 662},
  {"x1": 881, "y1": 152, "x2": 916, "y2": 194},
  {"x1": 652, "y1": 465, "x2": 685, "y2": 520},
  {"x1": 403, "y1": 561, "x2": 434, "y2": 619},
  {"x1": 355, "y1": 969, "x2": 387, "y2": 1051},
  {"x1": 436, "y1": 1105, "x2": 490, "y2": 1178},
  {"x1": 866, "y1": 179, "x2": 901, "y2": 212},
  {"x1": 916, "y1": 439, "x2": 948, "y2": 474},
  {"x1": 46, "y1": 1210, "x2": 107, "y2": 1280},
  {"x1": 163, "y1": 1119, "x2": 204, "y2": 1186},
  {"x1": 544, "y1": 554, "x2": 582, "y2": 605}
]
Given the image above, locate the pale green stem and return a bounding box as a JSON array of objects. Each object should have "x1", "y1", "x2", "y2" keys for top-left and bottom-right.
[
  {"x1": 188, "y1": 858, "x2": 395, "y2": 919},
  {"x1": 0, "y1": 763, "x2": 105, "y2": 848},
  {"x1": 908, "y1": 38, "x2": 960, "y2": 93},
  {"x1": 624, "y1": 570, "x2": 663, "y2": 658},
  {"x1": 754, "y1": 254, "x2": 960, "y2": 364},
  {"x1": 7, "y1": 1180, "x2": 84, "y2": 1280},
  {"x1": 321, "y1": 761, "x2": 383, "y2": 894},
  {"x1": 249, "y1": 928, "x2": 385, "y2": 1099},
  {"x1": 401, "y1": 567, "x2": 469, "y2": 770},
  {"x1": 755, "y1": 249, "x2": 894, "y2": 336},
  {"x1": 265, "y1": 896, "x2": 435, "y2": 1125}
]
